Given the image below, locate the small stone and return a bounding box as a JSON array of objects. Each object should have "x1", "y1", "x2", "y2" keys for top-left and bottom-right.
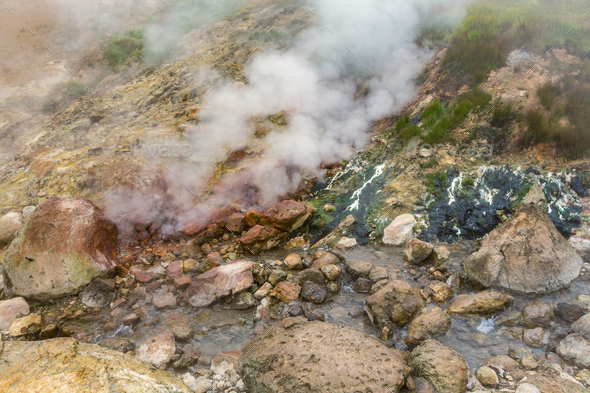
[
  {"x1": 312, "y1": 252, "x2": 340, "y2": 268},
  {"x1": 284, "y1": 253, "x2": 303, "y2": 270},
  {"x1": 172, "y1": 324, "x2": 193, "y2": 341},
  {"x1": 301, "y1": 281, "x2": 327, "y2": 303},
  {"x1": 336, "y1": 237, "x2": 357, "y2": 248},
  {"x1": 353, "y1": 277, "x2": 373, "y2": 293},
  {"x1": 523, "y1": 327, "x2": 546, "y2": 348},
  {"x1": 183, "y1": 258, "x2": 198, "y2": 273},
  {"x1": 522, "y1": 301, "x2": 554, "y2": 327},
  {"x1": 254, "y1": 282, "x2": 273, "y2": 300},
  {"x1": 268, "y1": 270, "x2": 288, "y2": 286},
  {"x1": 174, "y1": 276, "x2": 191, "y2": 289},
  {"x1": 299, "y1": 268, "x2": 325, "y2": 286},
  {"x1": 383, "y1": 214, "x2": 416, "y2": 246},
  {"x1": 477, "y1": 366, "x2": 499, "y2": 387},
  {"x1": 320, "y1": 264, "x2": 342, "y2": 281},
  {"x1": 0, "y1": 297, "x2": 29, "y2": 330},
  {"x1": 404, "y1": 239, "x2": 434, "y2": 264},
  {"x1": 167, "y1": 260, "x2": 184, "y2": 280},
  {"x1": 154, "y1": 293, "x2": 177, "y2": 309},
  {"x1": 270, "y1": 281, "x2": 301, "y2": 302},
  {"x1": 346, "y1": 261, "x2": 373, "y2": 279},
  {"x1": 122, "y1": 313, "x2": 141, "y2": 325},
  {"x1": 135, "y1": 332, "x2": 176, "y2": 368},
  {"x1": 368, "y1": 266, "x2": 389, "y2": 283},
  {"x1": 9, "y1": 314, "x2": 42, "y2": 337},
  {"x1": 326, "y1": 282, "x2": 340, "y2": 294},
  {"x1": 134, "y1": 270, "x2": 152, "y2": 283}
]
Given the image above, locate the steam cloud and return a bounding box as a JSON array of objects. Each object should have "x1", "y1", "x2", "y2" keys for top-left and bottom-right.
[{"x1": 108, "y1": 0, "x2": 469, "y2": 237}]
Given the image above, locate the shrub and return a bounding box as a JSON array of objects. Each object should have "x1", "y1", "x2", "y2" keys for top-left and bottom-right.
[
  {"x1": 58, "y1": 80, "x2": 87, "y2": 99},
  {"x1": 422, "y1": 99, "x2": 444, "y2": 126},
  {"x1": 105, "y1": 27, "x2": 144, "y2": 69},
  {"x1": 525, "y1": 108, "x2": 552, "y2": 144},
  {"x1": 490, "y1": 99, "x2": 512, "y2": 127},
  {"x1": 536, "y1": 82, "x2": 560, "y2": 110}
]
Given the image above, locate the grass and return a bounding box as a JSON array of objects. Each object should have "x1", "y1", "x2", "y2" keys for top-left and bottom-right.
[
  {"x1": 490, "y1": 99, "x2": 513, "y2": 127},
  {"x1": 537, "y1": 82, "x2": 560, "y2": 110},
  {"x1": 105, "y1": 27, "x2": 144, "y2": 69},
  {"x1": 225, "y1": 4, "x2": 254, "y2": 21},
  {"x1": 445, "y1": 0, "x2": 590, "y2": 83}
]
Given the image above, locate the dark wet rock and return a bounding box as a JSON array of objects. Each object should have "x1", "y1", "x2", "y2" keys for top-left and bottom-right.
[
  {"x1": 404, "y1": 239, "x2": 434, "y2": 264},
  {"x1": 0, "y1": 338, "x2": 190, "y2": 392},
  {"x1": 268, "y1": 270, "x2": 287, "y2": 286},
  {"x1": 365, "y1": 279, "x2": 424, "y2": 327},
  {"x1": 405, "y1": 307, "x2": 451, "y2": 347},
  {"x1": 463, "y1": 205, "x2": 583, "y2": 295},
  {"x1": 223, "y1": 292, "x2": 256, "y2": 310},
  {"x1": 522, "y1": 301, "x2": 554, "y2": 328},
  {"x1": 326, "y1": 281, "x2": 340, "y2": 294},
  {"x1": 301, "y1": 281, "x2": 327, "y2": 303},
  {"x1": 173, "y1": 346, "x2": 200, "y2": 369},
  {"x1": 99, "y1": 337, "x2": 131, "y2": 353},
  {"x1": 448, "y1": 290, "x2": 513, "y2": 316},
  {"x1": 352, "y1": 277, "x2": 373, "y2": 293},
  {"x1": 239, "y1": 225, "x2": 289, "y2": 254},
  {"x1": 79, "y1": 278, "x2": 115, "y2": 308},
  {"x1": 239, "y1": 318, "x2": 410, "y2": 393},
  {"x1": 422, "y1": 167, "x2": 582, "y2": 243},
  {"x1": 184, "y1": 260, "x2": 254, "y2": 307},
  {"x1": 2, "y1": 198, "x2": 118, "y2": 300},
  {"x1": 298, "y1": 268, "x2": 325, "y2": 286},
  {"x1": 409, "y1": 339, "x2": 468, "y2": 393},
  {"x1": 556, "y1": 300, "x2": 588, "y2": 322}
]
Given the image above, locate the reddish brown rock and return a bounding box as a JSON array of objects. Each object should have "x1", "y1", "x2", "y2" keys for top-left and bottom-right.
[
  {"x1": 226, "y1": 213, "x2": 246, "y2": 234},
  {"x1": 184, "y1": 260, "x2": 254, "y2": 307},
  {"x1": 174, "y1": 276, "x2": 191, "y2": 289},
  {"x1": 134, "y1": 270, "x2": 152, "y2": 283},
  {"x1": 30, "y1": 159, "x2": 56, "y2": 178},
  {"x1": 154, "y1": 293, "x2": 177, "y2": 309},
  {"x1": 1, "y1": 198, "x2": 118, "y2": 300},
  {"x1": 260, "y1": 200, "x2": 310, "y2": 232},
  {"x1": 239, "y1": 225, "x2": 288, "y2": 254},
  {"x1": 136, "y1": 332, "x2": 176, "y2": 368},
  {"x1": 167, "y1": 260, "x2": 184, "y2": 280},
  {"x1": 271, "y1": 281, "x2": 301, "y2": 302},
  {"x1": 365, "y1": 280, "x2": 424, "y2": 327}
]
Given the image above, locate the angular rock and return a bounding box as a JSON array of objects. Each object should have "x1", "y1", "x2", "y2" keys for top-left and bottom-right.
[
  {"x1": 260, "y1": 200, "x2": 310, "y2": 232},
  {"x1": 268, "y1": 270, "x2": 287, "y2": 286},
  {"x1": 239, "y1": 225, "x2": 289, "y2": 254},
  {"x1": 226, "y1": 213, "x2": 246, "y2": 234},
  {"x1": 154, "y1": 293, "x2": 177, "y2": 309},
  {"x1": 0, "y1": 297, "x2": 29, "y2": 330},
  {"x1": 270, "y1": 281, "x2": 301, "y2": 302},
  {"x1": 523, "y1": 327, "x2": 546, "y2": 348},
  {"x1": 134, "y1": 270, "x2": 153, "y2": 283},
  {"x1": 405, "y1": 307, "x2": 451, "y2": 347},
  {"x1": 184, "y1": 260, "x2": 254, "y2": 307},
  {"x1": 404, "y1": 239, "x2": 434, "y2": 264},
  {"x1": 79, "y1": 278, "x2": 115, "y2": 308},
  {"x1": 383, "y1": 214, "x2": 416, "y2": 246},
  {"x1": 183, "y1": 258, "x2": 198, "y2": 273},
  {"x1": 515, "y1": 383, "x2": 542, "y2": 393},
  {"x1": 448, "y1": 290, "x2": 513, "y2": 316},
  {"x1": 484, "y1": 355, "x2": 525, "y2": 380},
  {"x1": 365, "y1": 280, "x2": 424, "y2": 327},
  {"x1": 336, "y1": 237, "x2": 357, "y2": 249},
  {"x1": 253, "y1": 282, "x2": 273, "y2": 300},
  {"x1": 463, "y1": 205, "x2": 583, "y2": 294},
  {"x1": 369, "y1": 266, "x2": 389, "y2": 282},
  {"x1": 312, "y1": 251, "x2": 339, "y2": 268},
  {"x1": 0, "y1": 338, "x2": 190, "y2": 392},
  {"x1": 0, "y1": 212, "x2": 22, "y2": 247},
  {"x1": 1, "y1": 198, "x2": 118, "y2": 300},
  {"x1": 172, "y1": 324, "x2": 193, "y2": 341},
  {"x1": 9, "y1": 313, "x2": 42, "y2": 337},
  {"x1": 136, "y1": 332, "x2": 176, "y2": 368},
  {"x1": 556, "y1": 334, "x2": 590, "y2": 368},
  {"x1": 426, "y1": 281, "x2": 454, "y2": 303},
  {"x1": 167, "y1": 260, "x2": 184, "y2": 280},
  {"x1": 30, "y1": 158, "x2": 56, "y2": 178},
  {"x1": 239, "y1": 318, "x2": 410, "y2": 393},
  {"x1": 428, "y1": 245, "x2": 450, "y2": 264},
  {"x1": 556, "y1": 300, "x2": 588, "y2": 322},
  {"x1": 409, "y1": 339, "x2": 468, "y2": 393}
]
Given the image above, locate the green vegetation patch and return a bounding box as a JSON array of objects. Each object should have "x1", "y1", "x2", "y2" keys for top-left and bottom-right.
[{"x1": 105, "y1": 27, "x2": 144, "y2": 69}]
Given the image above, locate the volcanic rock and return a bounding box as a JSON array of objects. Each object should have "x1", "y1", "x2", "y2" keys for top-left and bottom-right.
[
  {"x1": 463, "y1": 205, "x2": 583, "y2": 294},
  {"x1": 448, "y1": 290, "x2": 513, "y2": 316},
  {"x1": 409, "y1": 339, "x2": 468, "y2": 393},
  {"x1": 383, "y1": 214, "x2": 416, "y2": 246},
  {"x1": 0, "y1": 212, "x2": 21, "y2": 247},
  {"x1": 184, "y1": 260, "x2": 254, "y2": 307},
  {"x1": 239, "y1": 225, "x2": 289, "y2": 254},
  {"x1": 0, "y1": 338, "x2": 190, "y2": 392},
  {"x1": 1, "y1": 198, "x2": 118, "y2": 300},
  {"x1": 405, "y1": 307, "x2": 451, "y2": 347},
  {"x1": 238, "y1": 318, "x2": 410, "y2": 393},
  {"x1": 365, "y1": 279, "x2": 424, "y2": 327}
]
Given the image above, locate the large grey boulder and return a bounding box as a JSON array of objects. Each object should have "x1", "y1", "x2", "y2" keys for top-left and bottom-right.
[{"x1": 463, "y1": 205, "x2": 582, "y2": 294}]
